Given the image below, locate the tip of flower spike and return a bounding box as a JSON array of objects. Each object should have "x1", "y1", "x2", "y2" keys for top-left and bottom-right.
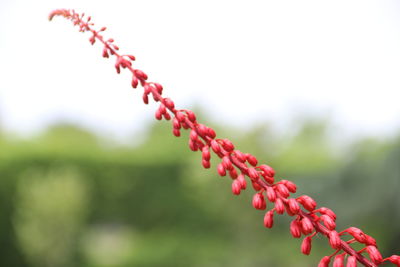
[{"x1": 49, "y1": 9, "x2": 70, "y2": 21}]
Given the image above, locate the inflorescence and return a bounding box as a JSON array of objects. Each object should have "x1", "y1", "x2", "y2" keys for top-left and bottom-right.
[{"x1": 49, "y1": 9, "x2": 400, "y2": 266}]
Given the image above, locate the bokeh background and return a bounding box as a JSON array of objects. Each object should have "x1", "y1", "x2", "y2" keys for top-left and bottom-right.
[{"x1": 1, "y1": 0, "x2": 400, "y2": 266}]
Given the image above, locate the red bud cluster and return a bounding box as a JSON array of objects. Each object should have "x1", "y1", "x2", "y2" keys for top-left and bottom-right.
[{"x1": 49, "y1": 9, "x2": 399, "y2": 266}]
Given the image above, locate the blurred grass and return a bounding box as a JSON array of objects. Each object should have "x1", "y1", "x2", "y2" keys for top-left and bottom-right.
[{"x1": 0, "y1": 115, "x2": 399, "y2": 266}]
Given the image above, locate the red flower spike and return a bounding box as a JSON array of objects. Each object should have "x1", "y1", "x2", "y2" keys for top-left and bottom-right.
[
  {"x1": 222, "y1": 156, "x2": 233, "y2": 170},
  {"x1": 320, "y1": 214, "x2": 336, "y2": 230},
  {"x1": 247, "y1": 167, "x2": 259, "y2": 180},
  {"x1": 263, "y1": 210, "x2": 274, "y2": 228},
  {"x1": 252, "y1": 193, "x2": 266, "y2": 210},
  {"x1": 288, "y1": 198, "x2": 300, "y2": 214},
  {"x1": 202, "y1": 159, "x2": 210, "y2": 169},
  {"x1": 232, "y1": 179, "x2": 241, "y2": 195},
  {"x1": 50, "y1": 11, "x2": 398, "y2": 266},
  {"x1": 301, "y1": 217, "x2": 314, "y2": 234},
  {"x1": 237, "y1": 174, "x2": 247, "y2": 189},
  {"x1": 301, "y1": 236, "x2": 312, "y2": 255},
  {"x1": 266, "y1": 186, "x2": 277, "y2": 202},
  {"x1": 210, "y1": 140, "x2": 221, "y2": 154},
  {"x1": 246, "y1": 153, "x2": 258, "y2": 166},
  {"x1": 366, "y1": 246, "x2": 383, "y2": 264},
  {"x1": 274, "y1": 198, "x2": 285, "y2": 214},
  {"x1": 172, "y1": 128, "x2": 180, "y2": 137},
  {"x1": 281, "y1": 179, "x2": 297, "y2": 193},
  {"x1": 290, "y1": 219, "x2": 302, "y2": 238},
  {"x1": 233, "y1": 150, "x2": 246, "y2": 162},
  {"x1": 346, "y1": 256, "x2": 357, "y2": 267},
  {"x1": 276, "y1": 183, "x2": 290, "y2": 198},
  {"x1": 333, "y1": 254, "x2": 345, "y2": 267},
  {"x1": 221, "y1": 139, "x2": 234, "y2": 152},
  {"x1": 328, "y1": 230, "x2": 341, "y2": 249},
  {"x1": 217, "y1": 163, "x2": 226, "y2": 177},
  {"x1": 229, "y1": 168, "x2": 238, "y2": 179},
  {"x1": 318, "y1": 256, "x2": 331, "y2": 267},
  {"x1": 164, "y1": 98, "x2": 175, "y2": 109},
  {"x1": 201, "y1": 146, "x2": 211, "y2": 161}
]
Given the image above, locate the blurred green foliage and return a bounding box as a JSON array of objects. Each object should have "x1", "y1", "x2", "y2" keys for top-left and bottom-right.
[{"x1": 0, "y1": 117, "x2": 399, "y2": 267}]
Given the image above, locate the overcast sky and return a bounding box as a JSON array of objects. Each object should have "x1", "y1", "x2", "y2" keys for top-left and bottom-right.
[{"x1": 1, "y1": 0, "x2": 400, "y2": 141}]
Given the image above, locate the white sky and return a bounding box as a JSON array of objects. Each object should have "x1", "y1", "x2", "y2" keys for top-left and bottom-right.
[{"x1": 1, "y1": 0, "x2": 400, "y2": 141}]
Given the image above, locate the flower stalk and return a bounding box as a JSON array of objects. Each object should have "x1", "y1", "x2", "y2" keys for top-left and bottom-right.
[{"x1": 49, "y1": 9, "x2": 399, "y2": 266}]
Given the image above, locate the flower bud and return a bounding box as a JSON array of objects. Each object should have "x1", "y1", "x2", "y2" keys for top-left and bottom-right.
[
  {"x1": 172, "y1": 128, "x2": 180, "y2": 137},
  {"x1": 164, "y1": 98, "x2": 175, "y2": 109},
  {"x1": 266, "y1": 186, "x2": 277, "y2": 202},
  {"x1": 246, "y1": 153, "x2": 258, "y2": 166},
  {"x1": 366, "y1": 246, "x2": 382, "y2": 264},
  {"x1": 290, "y1": 220, "x2": 302, "y2": 238},
  {"x1": 251, "y1": 181, "x2": 262, "y2": 191},
  {"x1": 263, "y1": 210, "x2": 274, "y2": 228},
  {"x1": 222, "y1": 156, "x2": 233, "y2": 170},
  {"x1": 333, "y1": 254, "x2": 345, "y2": 267},
  {"x1": 217, "y1": 163, "x2": 226, "y2": 176},
  {"x1": 232, "y1": 179, "x2": 241, "y2": 195},
  {"x1": 155, "y1": 108, "x2": 162, "y2": 120},
  {"x1": 142, "y1": 93, "x2": 149, "y2": 104},
  {"x1": 237, "y1": 174, "x2": 247, "y2": 189},
  {"x1": 154, "y1": 83, "x2": 163, "y2": 94},
  {"x1": 320, "y1": 214, "x2": 336, "y2": 230},
  {"x1": 328, "y1": 230, "x2": 341, "y2": 249},
  {"x1": 318, "y1": 256, "x2": 331, "y2": 267},
  {"x1": 281, "y1": 179, "x2": 297, "y2": 193},
  {"x1": 233, "y1": 150, "x2": 246, "y2": 162},
  {"x1": 274, "y1": 198, "x2": 285, "y2": 214},
  {"x1": 252, "y1": 193, "x2": 266, "y2": 210},
  {"x1": 288, "y1": 198, "x2": 300, "y2": 214},
  {"x1": 134, "y1": 69, "x2": 148, "y2": 80},
  {"x1": 207, "y1": 127, "x2": 216, "y2": 139},
  {"x1": 301, "y1": 217, "x2": 314, "y2": 234},
  {"x1": 221, "y1": 139, "x2": 234, "y2": 152},
  {"x1": 190, "y1": 129, "x2": 198, "y2": 141},
  {"x1": 211, "y1": 140, "x2": 221, "y2": 154},
  {"x1": 301, "y1": 236, "x2": 312, "y2": 255},
  {"x1": 229, "y1": 168, "x2": 238, "y2": 179},
  {"x1": 202, "y1": 159, "x2": 210, "y2": 169},
  {"x1": 297, "y1": 195, "x2": 317, "y2": 211},
  {"x1": 318, "y1": 207, "x2": 336, "y2": 221},
  {"x1": 247, "y1": 168, "x2": 259, "y2": 180},
  {"x1": 276, "y1": 183, "x2": 290, "y2": 198},
  {"x1": 202, "y1": 146, "x2": 211, "y2": 161},
  {"x1": 196, "y1": 124, "x2": 208, "y2": 136},
  {"x1": 188, "y1": 139, "x2": 198, "y2": 151},
  {"x1": 346, "y1": 256, "x2": 357, "y2": 267},
  {"x1": 173, "y1": 117, "x2": 181, "y2": 129},
  {"x1": 186, "y1": 110, "x2": 196, "y2": 122},
  {"x1": 258, "y1": 164, "x2": 275, "y2": 177},
  {"x1": 175, "y1": 111, "x2": 186, "y2": 122}
]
